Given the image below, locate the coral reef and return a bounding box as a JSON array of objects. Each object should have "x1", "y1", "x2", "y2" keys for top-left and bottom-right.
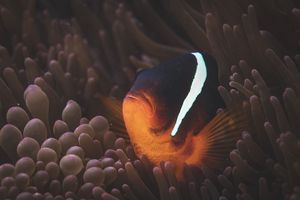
[{"x1": 0, "y1": 0, "x2": 299, "y2": 199}]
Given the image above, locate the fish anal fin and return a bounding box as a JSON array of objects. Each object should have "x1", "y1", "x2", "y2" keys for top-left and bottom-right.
[{"x1": 186, "y1": 107, "x2": 249, "y2": 170}]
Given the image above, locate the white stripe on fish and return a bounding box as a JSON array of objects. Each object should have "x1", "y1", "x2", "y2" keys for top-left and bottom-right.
[{"x1": 170, "y1": 52, "x2": 207, "y2": 137}]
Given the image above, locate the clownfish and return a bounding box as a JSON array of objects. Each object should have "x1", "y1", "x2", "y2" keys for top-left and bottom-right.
[{"x1": 121, "y1": 52, "x2": 248, "y2": 179}]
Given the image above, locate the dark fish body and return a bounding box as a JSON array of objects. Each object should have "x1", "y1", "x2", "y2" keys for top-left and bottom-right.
[{"x1": 123, "y1": 52, "x2": 246, "y2": 179}]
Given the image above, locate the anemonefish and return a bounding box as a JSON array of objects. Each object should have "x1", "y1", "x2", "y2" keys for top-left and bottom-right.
[{"x1": 122, "y1": 52, "x2": 247, "y2": 179}]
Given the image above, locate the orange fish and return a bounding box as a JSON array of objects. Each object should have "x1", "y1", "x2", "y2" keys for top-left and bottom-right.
[{"x1": 122, "y1": 52, "x2": 247, "y2": 179}]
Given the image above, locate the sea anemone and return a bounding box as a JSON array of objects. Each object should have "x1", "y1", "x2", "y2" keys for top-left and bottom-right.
[{"x1": 0, "y1": 0, "x2": 299, "y2": 199}]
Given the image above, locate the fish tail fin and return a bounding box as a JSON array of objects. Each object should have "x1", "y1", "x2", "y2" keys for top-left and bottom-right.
[
  {"x1": 98, "y1": 95, "x2": 128, "y2": 138},
  {"x1": 192, "y1": 106, "x2": 249, "y2": 170}
]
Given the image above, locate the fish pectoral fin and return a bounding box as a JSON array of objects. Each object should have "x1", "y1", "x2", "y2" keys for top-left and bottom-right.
[
  {"x1": 99, "y1": 95, "x2": 128, "y2": 139},
  {"x1": 192, "y1": 107, "x2": 249, "y2": 170}
]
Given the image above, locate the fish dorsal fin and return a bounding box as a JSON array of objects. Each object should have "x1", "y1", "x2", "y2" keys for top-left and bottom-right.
[
  {"x1": 99, "y1": 95, "x2": 128, "y2": 138},
  {"x1": 171, "y1": 52, "x2": 207, "y2": 137},
  {"x1": 187, "y1": 107, "x2": 249, "y2": 169}
]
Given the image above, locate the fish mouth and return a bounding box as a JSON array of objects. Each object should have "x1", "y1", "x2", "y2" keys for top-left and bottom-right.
[
  {"x1": 125, "y1": 91, "x2": 174, "y2": 135},
  {"x1": 125, "y1": 91, "x2": 155, "y2": 115}
]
